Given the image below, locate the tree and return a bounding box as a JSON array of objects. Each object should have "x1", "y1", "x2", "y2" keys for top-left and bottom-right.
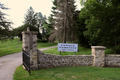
[
  {"x1": 109, "y1": 0, "x2": 120, "y2": 53},
  {"x1": 80, "y1": 0, "x2": 111, "y2": 46},
  {"x1": 43, "y1": 15, "x2": 55, "y2": 41},
  {"x1": 47, "y1": 0, "x2": 58, "y2": 42},
  {"x1": 13, "y1": 24, "x2": 41, "y2": 41},
  {"x1": 23, "y1": 7, "x2": 37, "y2": 26},
  {"x1": 73, "y1": 10, "x2": 90, "y2": 47},
  {"x1": 35, "y1": 12, "x2": 44, "y2": 27},
  {"x1": 49, "y1": 0, "x2": 76, "y2": 43},
  {"x1": 34, "y1": 12, "x2": 45, "y2": 39},
  {"x1": 23, "y1": 7, "x2": 47, "y2": 39},
  {"x1": 0, "y1": 2, "x2": 12, "y2": 43},
  {"x1": 80, "y1": 0, "x2": 120, "y2": 53}
]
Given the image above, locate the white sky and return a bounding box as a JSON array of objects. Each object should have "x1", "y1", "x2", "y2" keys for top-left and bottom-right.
[{"x1": 1, "y1": 0, "x2": 82, "y2": 28}]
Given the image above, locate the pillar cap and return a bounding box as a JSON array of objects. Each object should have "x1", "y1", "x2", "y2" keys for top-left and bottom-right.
[
  {"x1": 91, "y1": 46, "x2": 106, "y2": 49},
  {"x1": 22, "y1": 31, "x2": 38, "y2": 34},
  {"x1": 27, "y1": 27, "x2": 30, "y2": 31}
]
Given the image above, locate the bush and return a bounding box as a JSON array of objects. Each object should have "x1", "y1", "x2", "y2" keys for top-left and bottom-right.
[
  {"x1": 37, "y1": 33, "x2": 42, "y2": 39},
  {"x1": 14, "y1": 24, "x2": 40, "y2": 41},
  {"x1": 37, "y1": 39, "x2": 48, "y2": 43},
  {"x1": 111, "y1": 45, "x2": 120, "y2": 54}
]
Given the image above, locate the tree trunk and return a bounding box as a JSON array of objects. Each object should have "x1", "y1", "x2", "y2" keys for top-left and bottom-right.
[
  {"x1": 63, "y1": 0, "x2": 68, "y2": 43},
  {"x1": 63, "y1": 22, "x2": 66, "y2": 43},
  {"x1": 114, "y1": 25, "x2": 117, "y2": 54}
]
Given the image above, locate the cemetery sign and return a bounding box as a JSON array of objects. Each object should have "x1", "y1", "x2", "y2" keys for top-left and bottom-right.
[{"x1": 58, "y1": 43, "x2": 78, "y2": 52}]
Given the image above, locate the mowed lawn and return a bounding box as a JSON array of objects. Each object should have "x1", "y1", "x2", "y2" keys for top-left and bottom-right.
[
  {"x1": 0, "y1": 38, "x2": 57, "y2": 57},
  {"x1": 42, "y1": 46, "x2": 112, "y2": 55},
  {"x1": 13, "y1": 45, "x2": 119, "y2": 80},
  {"x1": 14, "y1": 65, "x2": 120, "y2": 80},
  {"x1": 0, "y1": 38, "x2": 111, "y2": 57},
  {"x1": 42, "y1": 46, "x2": 91, "y2": 55},
  {"x1": 0, "y1": 39, "x2": 22, "y2": 57}
]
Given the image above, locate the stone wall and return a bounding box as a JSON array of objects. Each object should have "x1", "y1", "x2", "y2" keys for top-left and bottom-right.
[
  {"x1": 37, "y1": 46, "x2": 120, "y2": 69},
  {"x1": 105, "y1": 55, "x2": 120, "y2": 67},
  {"x1": 22, "y1": 28, "x2": 120, "y2": 70},
  {"x1": 37, "y1": 50, "x2": 94, "y2": 69}
]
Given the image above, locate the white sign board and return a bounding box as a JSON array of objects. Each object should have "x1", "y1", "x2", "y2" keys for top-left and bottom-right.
[{"x1": 58, "y1": 43, "x2": 78, "y2": 52}]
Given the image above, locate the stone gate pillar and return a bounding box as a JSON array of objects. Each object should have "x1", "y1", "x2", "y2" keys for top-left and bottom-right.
[
  {"x1": 22, "y1": 27, "x2": 38, "y2": 70},
  {"x1": 91, "y1": 46, "x2": 106, "y2": 67}
]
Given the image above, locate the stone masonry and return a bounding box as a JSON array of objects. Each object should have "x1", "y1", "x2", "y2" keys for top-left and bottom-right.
[
  {"x1": 105, "y1": 55, "x2": 120, "y2": 67},
  {"x1": 22, "y1": 28, "x2": 120, "y2": 70},
  {"x1": 22, "y1": 28, "x2": 38, "y2": 70},
  {"x1": 91, "y1": 46, "x2": 106, "y2": 67},
  {"x1": 37, "y1": 50, "x2": 93, "y2": 69}
]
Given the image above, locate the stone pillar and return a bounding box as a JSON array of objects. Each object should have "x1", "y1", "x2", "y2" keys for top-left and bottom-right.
[
  {"x1": 22, "y1": 29, "x2": 38, "y2": 70},
  {"x1": 91, "y1": 46, "x2": 106, "y2": 67}
]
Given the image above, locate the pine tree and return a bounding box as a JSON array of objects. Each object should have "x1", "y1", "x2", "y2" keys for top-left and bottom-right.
[
  {"x1": 23, "y1": 7, "x2": 37, "y2": 26},
  {"x1": 49, "y1": 0, "x2": 76, "y2": 43},
  {"x1": 47, "y1": 0, "x2": 58, "y2": 42},
  {"x1": 0, "y1": 2, "x2": 12, "y2": 42},
  {"x1": 34, "y1": 12, "x2": 45, "y2": 39}
]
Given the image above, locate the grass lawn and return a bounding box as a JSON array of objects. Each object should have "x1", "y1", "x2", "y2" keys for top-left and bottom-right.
[
  {"x1": 14, "y1": 65, "x2": 120, "y2": 80},
  {"x1": 42, "y1": 46, "x2": 112, "y2": 55},
  {"x1": 0, "y1": 38, "x2": 111, "y2": 57},
  {"x1": 0, "y1": 38, "x2": 57, "y2": 57},
  {"x1": 13, "y1": 42, "x2": 119, "y2": 80},
  {"x1": 42, "y1": 46, "x2": 91, "y2": 55}
]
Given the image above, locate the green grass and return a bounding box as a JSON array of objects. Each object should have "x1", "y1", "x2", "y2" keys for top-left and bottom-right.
[
  {"x1": 42, "y1": 46, "x2": 91, "y2": 56},
  {"x1": 14, "y1": 65, "x2": 120, "y2": 80},
  {"x1": 42, "y1": 46, "x2": 113, "y2": 55},
  {"x1": 0, "y1": 38, "x2": 57, "y2": 57},
  {"x1": 0, "y1": 39, "x2": 22, "y2": 57},
  {"x1": 37, "y1": 42, "x2": 57, "y2": 49},
  {"x1": 105, "y1": 49, "x2": 114, "y2": 54}
]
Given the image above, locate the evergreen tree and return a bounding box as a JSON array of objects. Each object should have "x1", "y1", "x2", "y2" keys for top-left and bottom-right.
[
  {"x1": 35, "y1": 12, "x2": 44, "y2": 27},
  {"x1": 23, "y1": 7, "x2": 45, "y2": 39},
  {"x1": 13, "y1": 24, "x2": 40, "y2": 41},
  {"x1": 34, "y1": 12, "x2": 44, "y2": 39},
  {"x1": 23, "y1": 7, "x2": 37, "y2": 26},
  {"x1": 73, "y1": 10, "x2": 90, "y2": 47},
  {"x1": 43, "y1": 15, "x2": 55, "y2": 41},
  {"x1": 49, "y1": 0, "x2": 76, "y2": 43},
  {"x1": 47, "y1": 0, "x2": 58, "y2": 42},
  {"x1": 0, "y1": 2, "x2": 12, "y2": 42}
]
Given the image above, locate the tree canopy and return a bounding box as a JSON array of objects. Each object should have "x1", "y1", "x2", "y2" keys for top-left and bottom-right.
[
  {"x1": 79, "y1": 0, "x2": 120, "y2": 53},
  {"x1": 22, "y1": 7, "x2": 49, "y2": 40},
  {"x1": 13, "y1": 24, "x2": 42, "y2": 41}
]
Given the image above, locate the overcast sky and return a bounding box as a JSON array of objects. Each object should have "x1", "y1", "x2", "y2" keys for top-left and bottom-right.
[{"x1": 1, "y1": 0, "x2": 82, "y2": 28}]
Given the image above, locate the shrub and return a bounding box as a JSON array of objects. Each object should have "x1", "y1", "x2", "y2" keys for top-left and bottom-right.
[{"x1": 37, "y1": 39, "x2": 48, "y2": 43}]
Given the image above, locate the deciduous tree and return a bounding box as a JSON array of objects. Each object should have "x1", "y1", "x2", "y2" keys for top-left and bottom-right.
[{"x1": 80, "y1": 0, "x2": 120, "y2": 53}]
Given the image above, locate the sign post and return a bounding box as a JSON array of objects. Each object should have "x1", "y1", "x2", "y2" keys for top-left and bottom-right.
[
  {"x1": 74, "y1": 52, "x2": 76, "y2": 55},
  {"x1": 60, "y1": 51, "x2": 61, "y2": 55},
  {"x1": 58, "y1": 43, "x2": 78, "y2": 55}
]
